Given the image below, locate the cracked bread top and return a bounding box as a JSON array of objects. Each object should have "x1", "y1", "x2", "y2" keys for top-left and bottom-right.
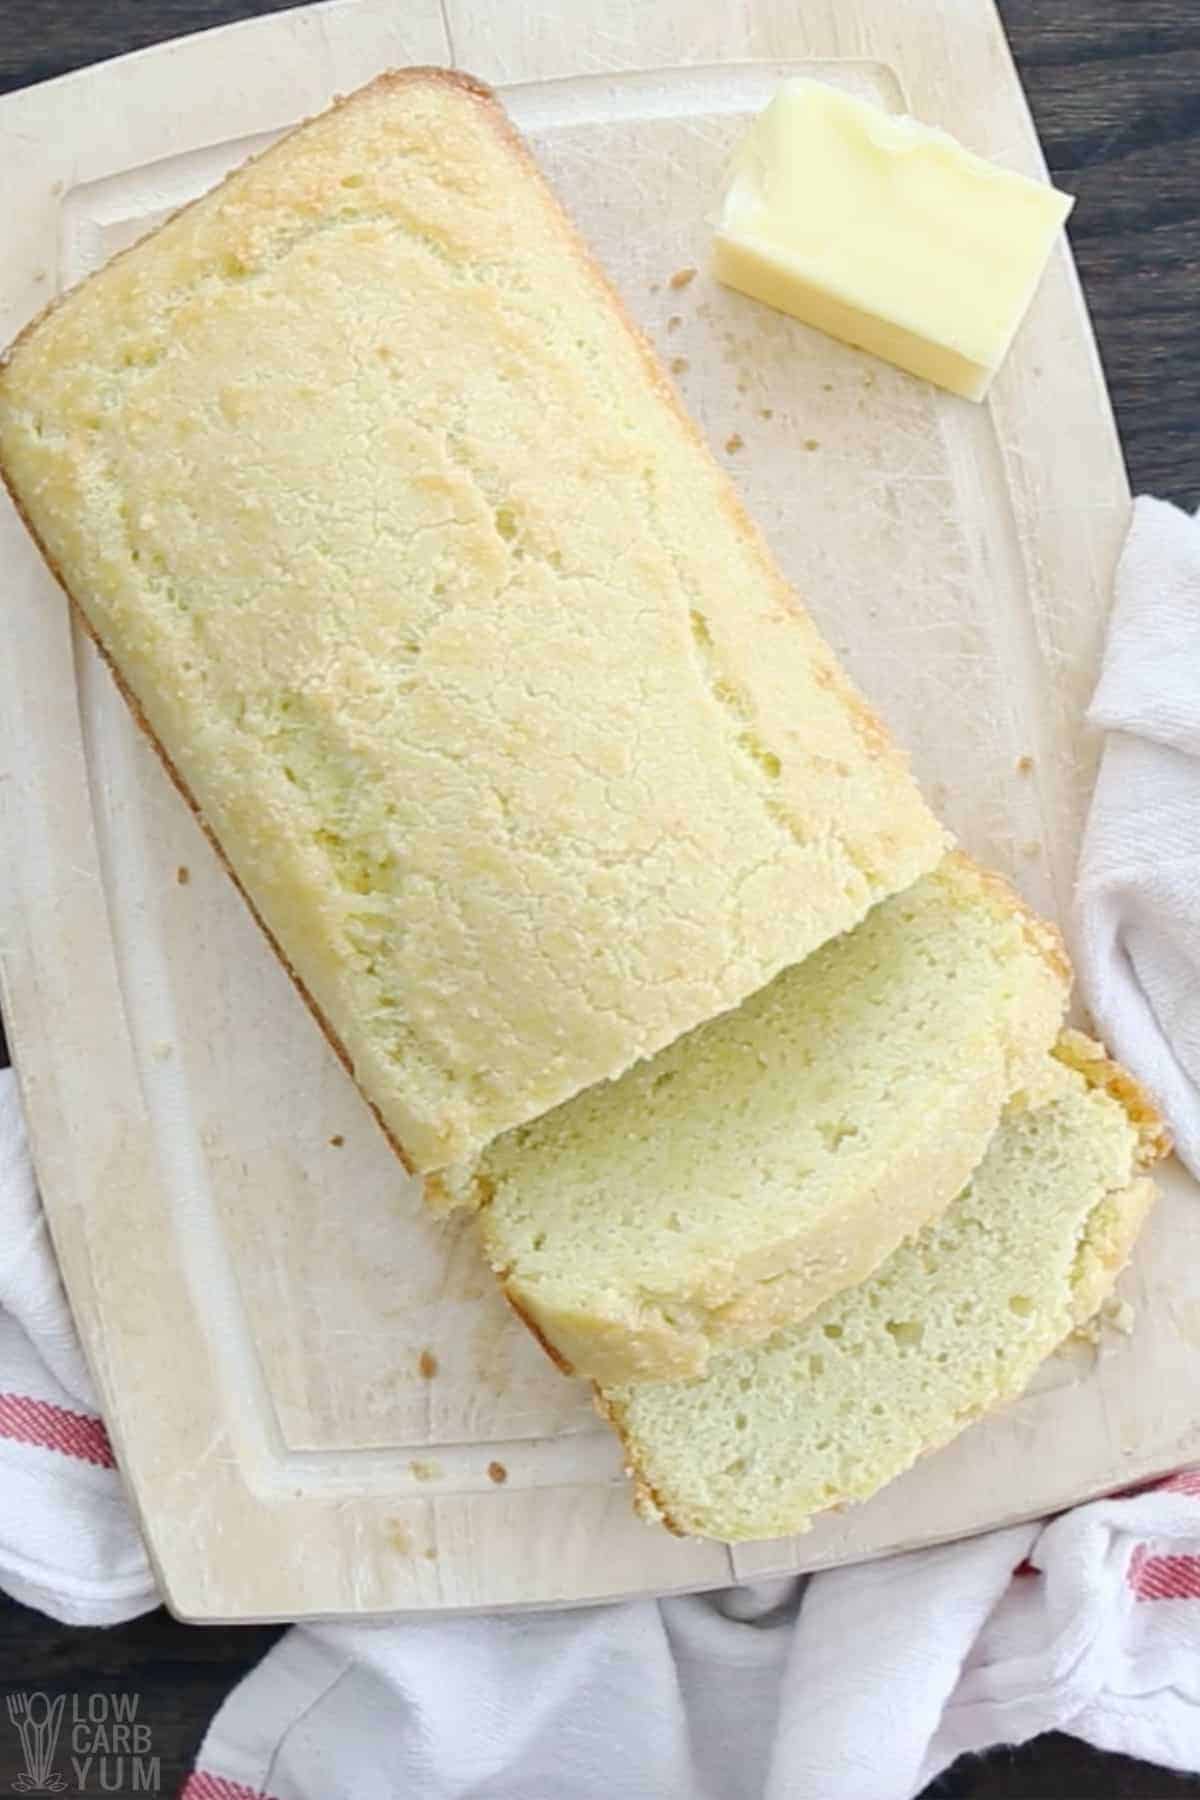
[{"x1": 0, "y1": 69, "x2": 945, "y2": 1171}]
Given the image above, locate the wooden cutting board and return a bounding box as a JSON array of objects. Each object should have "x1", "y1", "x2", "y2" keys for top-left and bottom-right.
[{"x1": 1, "y1": 0, "x2": 1196, "y2": 1622}]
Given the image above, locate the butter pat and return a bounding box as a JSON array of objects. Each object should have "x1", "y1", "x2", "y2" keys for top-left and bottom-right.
[{"x1": 714, "y1": 80, "x2": 1074, "y2": 401}]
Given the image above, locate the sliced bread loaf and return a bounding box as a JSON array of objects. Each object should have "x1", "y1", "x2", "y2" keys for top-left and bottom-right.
[
  {"x1": 446, "y1": 854, "x2": 1069, "y2": 1383},
  {"x1": 600, "y1": 1033, "x2": 1167, "y2": 1541},
  {"x1": 0, "y1": 70, "x2": 945, "y2": 1174}
]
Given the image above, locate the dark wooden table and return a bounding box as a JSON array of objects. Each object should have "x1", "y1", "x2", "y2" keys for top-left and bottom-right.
[{"x1": 0, "y1": 3, "x2": 1198, "y2": 1795}]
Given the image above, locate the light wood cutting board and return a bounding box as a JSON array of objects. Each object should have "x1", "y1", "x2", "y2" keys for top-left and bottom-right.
[{"x1": 1, "y1": 0, "x2": 1196, "y2": 1622}]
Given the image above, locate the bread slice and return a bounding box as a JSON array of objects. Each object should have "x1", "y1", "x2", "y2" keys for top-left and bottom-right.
[
  {"x1": 600, "y1": 1033, "x2": 1168, "y2": 1541},
  {"x1": 449, "y1": 855, "x2": 1069, "y2": 1383},
  {"x1": 0, "y1": 71, "x2": 945, "y2": 1175}
]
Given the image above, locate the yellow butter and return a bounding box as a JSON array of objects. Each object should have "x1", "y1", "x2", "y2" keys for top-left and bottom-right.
[{"x1": 714, "y1": 79, "x2": 1074, "y2": 401}]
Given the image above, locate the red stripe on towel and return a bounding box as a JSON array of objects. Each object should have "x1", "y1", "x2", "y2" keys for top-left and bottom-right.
[
  {"x1": 179, "y1": 1773, "x2": 279, "y2": 1800},
  {"x1": 1128, "y1": 1545, "x2": 1200, "y2": 1602},
  {"x1": 0, "y1": 1391, "x2": 114, "y2": 1467}
]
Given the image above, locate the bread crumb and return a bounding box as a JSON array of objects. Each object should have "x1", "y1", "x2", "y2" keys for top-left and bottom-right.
[
  {"x1": 487, "y1": 1460, "x2": 508, "y2": 1485},
  {"x1": 410, "y1": 1458, "x2": 442, "y2": 1482},
  {"x1": 423, "y1": 1547, "x2": 437, "y2": 1560},
  {"x1": 418, "y1": 1349, "x2": 439, "y2": 1379},
  {"x1": 32, "y1": 269, "x2": 46, "y2": 284},
  {"x1": 669, "y1": 267, "x2": 697, "y2": 290},
  {"x1": 725, "y1": 433, "x2": 745, "y2": 454},
  {"x1": 1017, "y1": 755, "x2": 1035, "y2": 775},
  {"x1": 804, "y1": 438, "x2": 820, "y2": 452},
  {"x1": 176, "y1": 865, "x2": 190, "y2": 885},
  {"x1": 760, "y1": 407, "x2": 774, "y2": 420},
  {"x1": 666, "y1": 315, "x2": 683, "y2": 332},
  {"x1": 649, "y1": 282, "x2": 660, "y2": 294},
  {"x1": 1103, "y1": 1295, "x2": 1135, "y2": 1336},
  {"x1": 51, "y1": 179, "x2": 64, "y2": 197},
  {"x1": 329, "y1": 1133, "x2": 345, "y2": 1147},
  {"x1": 1022, "y1": 841, "x2": 1041, "y2": 860},
  {"x1": 387, "y1": 1521, "x2": 412, "y2": 1554},
  {"x1": 670, "y1": 356, "x2": 689, "y2": 375},
  {"x1": 822, "y1": 381, "x2": 834, "y2": 393},
  {"x1": 153, "y1": 1042, "x2": 172, "y2": 1061}
]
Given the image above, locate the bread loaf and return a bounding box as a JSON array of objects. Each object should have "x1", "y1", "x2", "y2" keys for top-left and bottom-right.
[{"x1": 0, "y1": 70, "x2": 946, "y2": 1174}]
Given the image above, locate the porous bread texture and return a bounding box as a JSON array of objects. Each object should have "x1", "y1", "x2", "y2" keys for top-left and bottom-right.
[
  {"x1": 455, "y1": 854, "x2": 1070, "y2": 1383},
  {"x1": 0, "y1": 69, "x2": 945, "y2": 1174},
  {"x1": 600, "y1": 1034, "x2": 1166, "y2": 1542}
]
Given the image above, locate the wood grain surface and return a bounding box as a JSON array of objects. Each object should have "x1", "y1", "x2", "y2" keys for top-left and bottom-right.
[{"x1": 0, "y1": 2, "x2": 1197, "y2": 1795}]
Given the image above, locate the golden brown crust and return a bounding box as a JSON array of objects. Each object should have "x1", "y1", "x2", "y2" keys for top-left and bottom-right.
[
  {"x1": 591, "y1": 1386, "x2": 688, "y2": 1535},
  {"x1": 501, "y1": 1284, "x2": 577, "y2": 1377},
  {"x1": 944, "y1": 849, "x2": 1072, "y2": 988},
  {"x1": 422, "y1": 1172, "x2": 454, "y2": 1212},
  {"x1": 1069, "y1": 1175, "x2": 1156, "y2": 1328},
  {"x1": 367, "y1": 67, "x2": 497, "y2": 105},
  {"x1": 1054, "y1": 1029, "x2": 1172, "y2": 1169}
]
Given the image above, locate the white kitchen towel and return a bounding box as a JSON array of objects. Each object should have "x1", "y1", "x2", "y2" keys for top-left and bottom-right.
[
  {"x1": 0, "y1": 1075, "x2": 155, "y2": 1626},
  {"x1": 177, "y1": 1490, "x2": 1200, "y2": 1800},
  {"x1": 1076, "y1": 495, "x2": 1200, "y2": 1179},
  {"x1": 1, "y1": 1065, "x2": 1199, "y2": 1798}
]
